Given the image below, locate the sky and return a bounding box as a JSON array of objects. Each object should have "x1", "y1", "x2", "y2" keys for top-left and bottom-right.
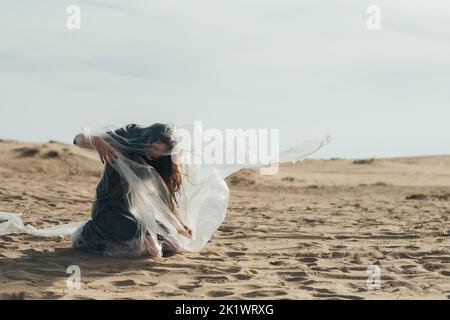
[{"x1": 0, "y1": 0, "x2": 449, "y2": 158}]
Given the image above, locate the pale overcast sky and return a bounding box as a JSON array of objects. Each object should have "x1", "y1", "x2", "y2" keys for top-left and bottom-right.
[{"x1": 0, "y1": 0, "x2": 449, "y2": 158}]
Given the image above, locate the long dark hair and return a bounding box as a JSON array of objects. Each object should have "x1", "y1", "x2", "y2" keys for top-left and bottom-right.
[{"x1": 145, "y1": 123, "x2": 181, "y2": 212}]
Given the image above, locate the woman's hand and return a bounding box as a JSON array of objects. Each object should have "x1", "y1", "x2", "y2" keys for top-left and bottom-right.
[
  {"x1": 92, "y1": 136, "x2": 117, "y2": 165},
  {"x1": 184, "y1": 225, "x2": 193, "y2": 237},
  {"x1": 178, "y1": 223, "x2": 193, "y2": 239}
]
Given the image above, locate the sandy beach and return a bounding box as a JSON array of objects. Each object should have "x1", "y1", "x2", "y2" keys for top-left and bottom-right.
[{"x1": 0, "y1": 139, "x2": 449, "y2": 300}]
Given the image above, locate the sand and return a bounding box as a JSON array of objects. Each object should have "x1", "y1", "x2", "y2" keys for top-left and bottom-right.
[{"x1": 0, "y1": 139, "x2": 449, "y2": 300}]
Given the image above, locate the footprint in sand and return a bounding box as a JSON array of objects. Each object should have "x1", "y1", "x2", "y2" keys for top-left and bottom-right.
[
  {"x1": 277, "y1": 271, "x2": 309, "y2": 282},
  {"x1": 226, "y1": 251, "x2": 246, "y2": 258},
  {"x1": 298, "y1": 257, "x2": 318, "y2": 264},
  {"x1": 196, "y1": 275, "x2": 231, "y2": 284},
  {"x1": 233, "y1": 273, "x2": 253, "y2": 281},
  {"x1": 313, "y1": 292, "x2": 365, "y2": 300},
  {"x1": 242, "y1": 290, "x2": 288, "y2": 298},
  {"x1": 217, "y1": 266, "x2": 241, "y2": 274},
  {"x1": 330, "y1": 251, "x2": 348, "y2": 258},
  {"x1": 113, "y1": 279, "x2": 137, "y2": 287},
  {"x1": 207, "y1": 290, "x2": 234, "y2": 298},
  {"x1": 178, "y1": 283, "x2": 201, "y2": 292}
]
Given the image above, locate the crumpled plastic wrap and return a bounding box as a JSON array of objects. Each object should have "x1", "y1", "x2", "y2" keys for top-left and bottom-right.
[{"x1": 0, "y1": 122, "x2": 330, "y2": 257}]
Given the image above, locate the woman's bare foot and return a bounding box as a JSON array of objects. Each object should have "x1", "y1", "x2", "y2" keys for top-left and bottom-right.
[
  {"x1": 144, "y1": 235, "x2": 161, "y2": 257},
  {"x1": 161, "y1": 234, "x2": 185, "y2": 256}
]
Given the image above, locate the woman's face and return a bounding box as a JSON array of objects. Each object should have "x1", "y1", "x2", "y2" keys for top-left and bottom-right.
[{"x1": 145, "y1": 140, "x2": 169, "y2": 160}]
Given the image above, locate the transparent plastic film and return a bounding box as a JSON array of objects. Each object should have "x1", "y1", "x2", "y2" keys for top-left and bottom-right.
[{"x1": 0, "y1": 122, "x2": 331, "y2": 257}]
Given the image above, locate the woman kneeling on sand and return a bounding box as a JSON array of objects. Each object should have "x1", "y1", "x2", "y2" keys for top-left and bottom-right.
[
  {"x1": 0, "y1": 122, "x2": 328, "y2": 258},
  {"x1": 71, "y1": 123, "x2": 194, "y2": 258}
]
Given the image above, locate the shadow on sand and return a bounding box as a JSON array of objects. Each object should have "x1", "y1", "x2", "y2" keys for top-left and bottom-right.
[{"x1": 0, "y1": 246, "x2": 176, "y2": 299}]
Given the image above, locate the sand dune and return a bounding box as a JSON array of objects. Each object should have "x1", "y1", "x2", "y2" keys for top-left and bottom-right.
[{"x1": 0, "y1": 139, "x2": 449, "y2": 299}]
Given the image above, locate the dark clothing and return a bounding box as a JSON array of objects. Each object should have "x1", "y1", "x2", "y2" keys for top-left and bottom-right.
[
  {"x1": 73, "y1": 124, "x2": 169, "y2": 254},
  {"x1": 79, "y1": 165, "x2": 139, "y2": 253}
]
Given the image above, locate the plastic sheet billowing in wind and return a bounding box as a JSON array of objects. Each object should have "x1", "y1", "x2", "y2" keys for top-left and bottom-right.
[{"x1": 0, "y1": 123, "x2": 331, "y2": 258}]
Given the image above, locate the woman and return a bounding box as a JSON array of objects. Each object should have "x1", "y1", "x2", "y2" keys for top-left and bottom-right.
[
  {"x1": 71, "y1": 123, "x2": 193, "y2": 257},
  {"x1": 0, "y1": 122, "x2": 329, "y2": 258}
]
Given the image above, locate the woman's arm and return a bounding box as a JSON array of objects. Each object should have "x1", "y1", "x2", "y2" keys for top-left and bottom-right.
[
  {"x1": 73, "y1": 133, "x2": 117, "y2": 164},
  {"x1": 73, "y1": 133, "x2": 93, "y2": 149}
]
